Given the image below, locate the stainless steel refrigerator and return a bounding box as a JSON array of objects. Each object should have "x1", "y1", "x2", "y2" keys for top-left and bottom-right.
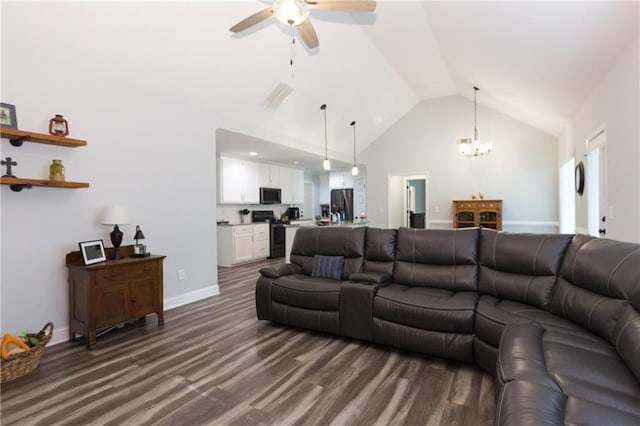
[{"x1": 331, "y1": 188, "x2": 354, "y2": 222}]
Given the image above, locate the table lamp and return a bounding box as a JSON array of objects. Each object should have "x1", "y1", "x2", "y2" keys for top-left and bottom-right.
[{"x1": 101, "y1": 206, "x2": 129, "y2": 259}]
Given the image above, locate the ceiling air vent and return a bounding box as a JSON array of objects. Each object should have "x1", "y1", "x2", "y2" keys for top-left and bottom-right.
[{"x1": 263, "y1": 82, "x2": 294, "y2": 111}]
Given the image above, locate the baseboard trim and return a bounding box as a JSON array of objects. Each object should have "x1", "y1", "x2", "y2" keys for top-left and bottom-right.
[
  {"x1": 50, "y1": 285, "x2": 220, "y2": 347},
  {"x1": 164, "y1": 285, "x2": 220, "y2": 310}
]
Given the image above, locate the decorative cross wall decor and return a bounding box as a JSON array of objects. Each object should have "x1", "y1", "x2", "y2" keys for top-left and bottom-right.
[{"x1": 2, "y1": 157, "x2": 18, "y2": 177}]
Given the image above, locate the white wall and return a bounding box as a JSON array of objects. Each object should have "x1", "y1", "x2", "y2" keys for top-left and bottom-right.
[
  {"x1": 359, "y1": 96, "x2": 559, "y2": 232},
  {"x1": 566, "y1": 38, "x2": 640, "y2": 243},
  {"x1": 0, "y1": 41, "x2": 223, "y2": 343}
]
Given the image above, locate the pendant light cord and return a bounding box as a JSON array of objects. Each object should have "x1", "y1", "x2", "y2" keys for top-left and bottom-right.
[
  {"x1": 351, "y1": 121, "x2": 356, "y2": 166},
  {"x1": 473, "y1": 86, "x2": 479, "y2": 141},
  {"x1": 321, "y1": 104, "x2": 328, "y2": 160}
]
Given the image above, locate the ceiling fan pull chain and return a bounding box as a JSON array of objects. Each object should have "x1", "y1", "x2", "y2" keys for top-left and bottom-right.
[{"x1": 290, "y1": 23, "x2": 296, "y2": 67}]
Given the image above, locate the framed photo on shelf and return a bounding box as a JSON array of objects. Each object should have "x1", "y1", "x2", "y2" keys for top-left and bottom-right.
[
  {"x1": 79, "y1": 240, "x2": 107, "y2": 265},
  {"x1": 0, "y1": 103, "x2": 18, "y2": 129}
]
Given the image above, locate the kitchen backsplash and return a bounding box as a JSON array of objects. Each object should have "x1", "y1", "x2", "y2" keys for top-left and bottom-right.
[{"x1": 217, "y1": 204, "x2": 299, "y2": 224}]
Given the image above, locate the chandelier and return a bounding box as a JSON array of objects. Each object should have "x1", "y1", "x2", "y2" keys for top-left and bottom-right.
[{"x1": 458, "y1": 86, "x2": 493, "y2": 157}]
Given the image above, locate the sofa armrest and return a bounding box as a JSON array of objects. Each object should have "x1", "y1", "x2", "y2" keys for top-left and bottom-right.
[
  {"x1": 259, "y1": 263, "x2": 302, "y2": 279},
  {"x1": 349, "y1": 272, "x2": 392, "y2": 285}
]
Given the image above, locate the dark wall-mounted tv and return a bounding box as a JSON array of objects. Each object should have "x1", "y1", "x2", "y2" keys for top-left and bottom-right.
[{"x1": 260, "y1": 187, "x2": 281, "y2": 204}]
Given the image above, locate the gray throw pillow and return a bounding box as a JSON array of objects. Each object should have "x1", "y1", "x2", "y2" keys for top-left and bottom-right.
[{"x1": 311, "y1": 255, "x2": 344, "y2": 280}]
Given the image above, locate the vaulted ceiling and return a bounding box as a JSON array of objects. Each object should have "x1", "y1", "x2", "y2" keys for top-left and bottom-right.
[{"x1": 3, "y1": 1, "x2": 638, "y2": 171}]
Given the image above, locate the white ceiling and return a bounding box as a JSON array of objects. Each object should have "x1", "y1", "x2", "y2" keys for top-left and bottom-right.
[{"x1": 4, "y1": 1, "x2": 639, "y2": 170}]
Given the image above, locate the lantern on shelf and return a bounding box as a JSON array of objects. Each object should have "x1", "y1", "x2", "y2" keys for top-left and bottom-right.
[{"x1": 49, "y1": 114, "x2": 69, "y2": 136}]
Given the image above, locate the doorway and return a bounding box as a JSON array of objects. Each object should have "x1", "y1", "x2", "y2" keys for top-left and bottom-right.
[
  {"x1": 388, "y1": 173, "x2": 429, "y2": 228},
  {"x1": 586, "y1": 128, "x2": 606, "y2": 237}
]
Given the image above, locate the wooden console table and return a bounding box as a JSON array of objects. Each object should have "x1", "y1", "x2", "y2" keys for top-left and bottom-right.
[{"x1": 66, "y1": 245, "x2": 165, "y2": 349}]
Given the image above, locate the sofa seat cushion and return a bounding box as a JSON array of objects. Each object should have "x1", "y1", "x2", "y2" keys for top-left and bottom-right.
[
  {"x1": 497, "y1": 380, "x2": 640, "y2": 426},
  {"x1": 475, "y1": 295, "x2": 601, "y2": 348},
  {"x1": 373, "y1": 284, "x2": 477, "y2": 334},
  {"x1": 498, "y1": 323, "x2": 640, "y2": 422},
  {"x1": 271, "y1": 275, "x2": 341, "y2": 311}
]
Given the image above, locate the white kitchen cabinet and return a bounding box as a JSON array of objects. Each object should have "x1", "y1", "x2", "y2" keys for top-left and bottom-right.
[
  {"x1": 217, "y1": 223, "x2": 271, "y2": 267},
  {"x1": 258, "y1": 163, "x2": 281, "y2": 188},
  {"x1": 252, "y1": 223, "x2": 270, "y2": 258},
  {"x1": 218, "y1": 157, "x2": 259, "y2": 204},
  {"x1": 280, "y1": 166, "x2": 293, "y2": 204},
  {"x1": 329, "y1": 172, "x2": 353, "y2": 189},
  {"x1": 292, "y1": 169, "x2": 304, "y2": 204}
]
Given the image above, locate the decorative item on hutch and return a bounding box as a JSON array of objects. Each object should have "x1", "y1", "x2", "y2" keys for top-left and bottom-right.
[
  {"x1": 48, "y1": 114, "x2": 69, "y2": 136},
  {"x1": 49, "y1": 160, "x2": 65, "y2": 181},
  {"x1": 132, "y1": 225, "x2": 149, "y2": 257}
]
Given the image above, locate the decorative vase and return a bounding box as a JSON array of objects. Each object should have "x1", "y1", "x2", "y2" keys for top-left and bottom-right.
[
  {"x1": 48, "y1": 114, "x2": 69, "y2": 136},
  {"x1": 49, "y1": 159, "x2": 65, "y2": 181}
]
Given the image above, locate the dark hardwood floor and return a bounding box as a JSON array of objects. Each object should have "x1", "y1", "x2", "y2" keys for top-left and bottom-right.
[{"x1": 1, "y1": 259, "x2": 495, "y2": 425}]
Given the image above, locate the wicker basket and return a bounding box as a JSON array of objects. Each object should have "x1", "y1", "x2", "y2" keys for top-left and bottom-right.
[{"x1": 1, "y1": 322, "x2": 54, "y2": 383}]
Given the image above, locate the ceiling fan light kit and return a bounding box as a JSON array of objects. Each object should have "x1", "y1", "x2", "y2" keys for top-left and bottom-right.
[
  {"x1": 458, "y1": 86, "x2": 493, "y2": 157},
  {"x1": 229, "y1": 0, "x2": 377, "y2": 49},
  {"x1": 273, "y1": 0, "x2": 310, "y2": 26}
]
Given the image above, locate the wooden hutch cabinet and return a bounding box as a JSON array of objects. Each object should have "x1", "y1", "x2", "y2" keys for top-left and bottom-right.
[
  {"x1": 66, "y1": 245, "x2": 165, "y2": 349},
  {"x1": 453, "y1": 199, "x2": 502, "y2": 230}
]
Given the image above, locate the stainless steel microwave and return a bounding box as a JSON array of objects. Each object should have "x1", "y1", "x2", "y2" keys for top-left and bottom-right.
[{"x1": 259, "y1": 187, "x2": 281, "y2": 204}]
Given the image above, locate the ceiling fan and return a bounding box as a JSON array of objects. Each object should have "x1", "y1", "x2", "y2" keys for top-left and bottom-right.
[{"x1": 229, "y1": 0, "x2": 376, "y2": 49}]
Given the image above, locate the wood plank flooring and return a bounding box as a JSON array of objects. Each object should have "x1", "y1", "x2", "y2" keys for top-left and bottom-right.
[{"x1": 1, "y1": 259, "x2": 495, "y2": 425}]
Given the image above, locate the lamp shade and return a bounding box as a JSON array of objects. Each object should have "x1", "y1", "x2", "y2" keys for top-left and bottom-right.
[{"x1": 101, "y1": 206, "x2": 130, "y2": 225}]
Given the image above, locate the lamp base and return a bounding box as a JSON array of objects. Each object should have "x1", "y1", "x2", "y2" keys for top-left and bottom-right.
[{"x1": 110, "y1": 225, "x2": 123, "y2": 260}]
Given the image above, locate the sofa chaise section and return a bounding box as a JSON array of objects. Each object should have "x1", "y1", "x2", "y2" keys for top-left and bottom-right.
[{"x1": 495, "y1": 234, "x2": 640, "y2": 425}]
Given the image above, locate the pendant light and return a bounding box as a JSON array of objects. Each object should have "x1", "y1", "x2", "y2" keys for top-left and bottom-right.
[
  {"x1": 350, "y1": 120, "x2": 358, "y2": 176},
  {"x1": 321, "y1": 104, "x2": 330, "y2": 170},
  {"x1": 457, "y1": 86, "x2": 493, "y2": 157}
]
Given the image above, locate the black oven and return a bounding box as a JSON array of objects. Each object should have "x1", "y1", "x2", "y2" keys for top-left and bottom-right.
[{"x1": 252, "y1": 210, "x2": 287, "y2": 259}]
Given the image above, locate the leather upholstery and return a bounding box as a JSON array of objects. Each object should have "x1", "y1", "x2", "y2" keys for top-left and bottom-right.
[
  {"x1": 373, "y1": 228, "x2": 479, "y2": 363},
  {"x1": 394, "y1": 227, "x2": 479, "y2": 291},
  {"x1": 551, "y1": 234, "x2": 640, "y2": 343},
  {"x1": 497, "y1": 322, "x2": 640, "y2": 425},
  {"x1": 290, "y1": 227, "x2": 366, "y2": 280},
  {"x1": 478, "y1": 229, "x2": 572, "y2": 309},
  {"x1": 254, "y1": 227, "x2": 640, "y2": 423}
]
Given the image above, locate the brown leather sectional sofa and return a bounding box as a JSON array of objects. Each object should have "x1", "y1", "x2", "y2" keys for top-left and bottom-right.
[{"x1": 255, "y1": 227, "x2": 640, "y2": 425}]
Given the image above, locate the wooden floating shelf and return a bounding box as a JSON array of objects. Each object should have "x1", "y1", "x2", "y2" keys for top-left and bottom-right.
[
  {"x1": 1, "y1": 177, "x2": 90, "y2": 191},
  {"x1": 0, "y1": 128, "x2": 87, "y2": 148}
]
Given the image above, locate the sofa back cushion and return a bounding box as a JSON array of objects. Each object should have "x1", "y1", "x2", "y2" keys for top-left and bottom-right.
[
  {"x1": 551, "y1": 234, "x2": 640, "y2": 343},
  {"x1": 478, "y1": 229, "x2": 572, "y2": 309},
  {"x1": 290, "y1": 227, "x2": 366, "y2": 280},
  {"x1": 394, "y1": 228, "x2": 478, "y2": 291},
  {"x1": 363, "y1": 228, "x2": 397, "y2": 275}
]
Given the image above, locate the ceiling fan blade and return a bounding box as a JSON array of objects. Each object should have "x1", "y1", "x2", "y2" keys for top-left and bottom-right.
[
  {"x1": 296, "y1": 18, "x2": 319, "y2": 49},
  {"x1": 229, "y1": 7, "x2": 274, "y2": 33},
  {"x1": 306, "y1": 1, "x2": 376, "y2": 12}
]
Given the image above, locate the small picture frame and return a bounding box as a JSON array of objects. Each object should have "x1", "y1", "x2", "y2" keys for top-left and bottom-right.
[
  {"x1": 0, "y1": 103, "x2": 18, "y2": 129},
  {"x1": 79, "y1": 240, "x2": 107, "y2": 265}
]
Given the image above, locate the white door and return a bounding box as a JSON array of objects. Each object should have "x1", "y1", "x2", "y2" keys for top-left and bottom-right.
[{"x1": 587, "y1": 129, "x2": 607, "y2": 237}]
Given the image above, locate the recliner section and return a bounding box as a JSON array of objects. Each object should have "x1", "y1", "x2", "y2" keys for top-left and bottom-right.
[{"x1": 255, "y1": 226, "x2": 640, "y2": 424}]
